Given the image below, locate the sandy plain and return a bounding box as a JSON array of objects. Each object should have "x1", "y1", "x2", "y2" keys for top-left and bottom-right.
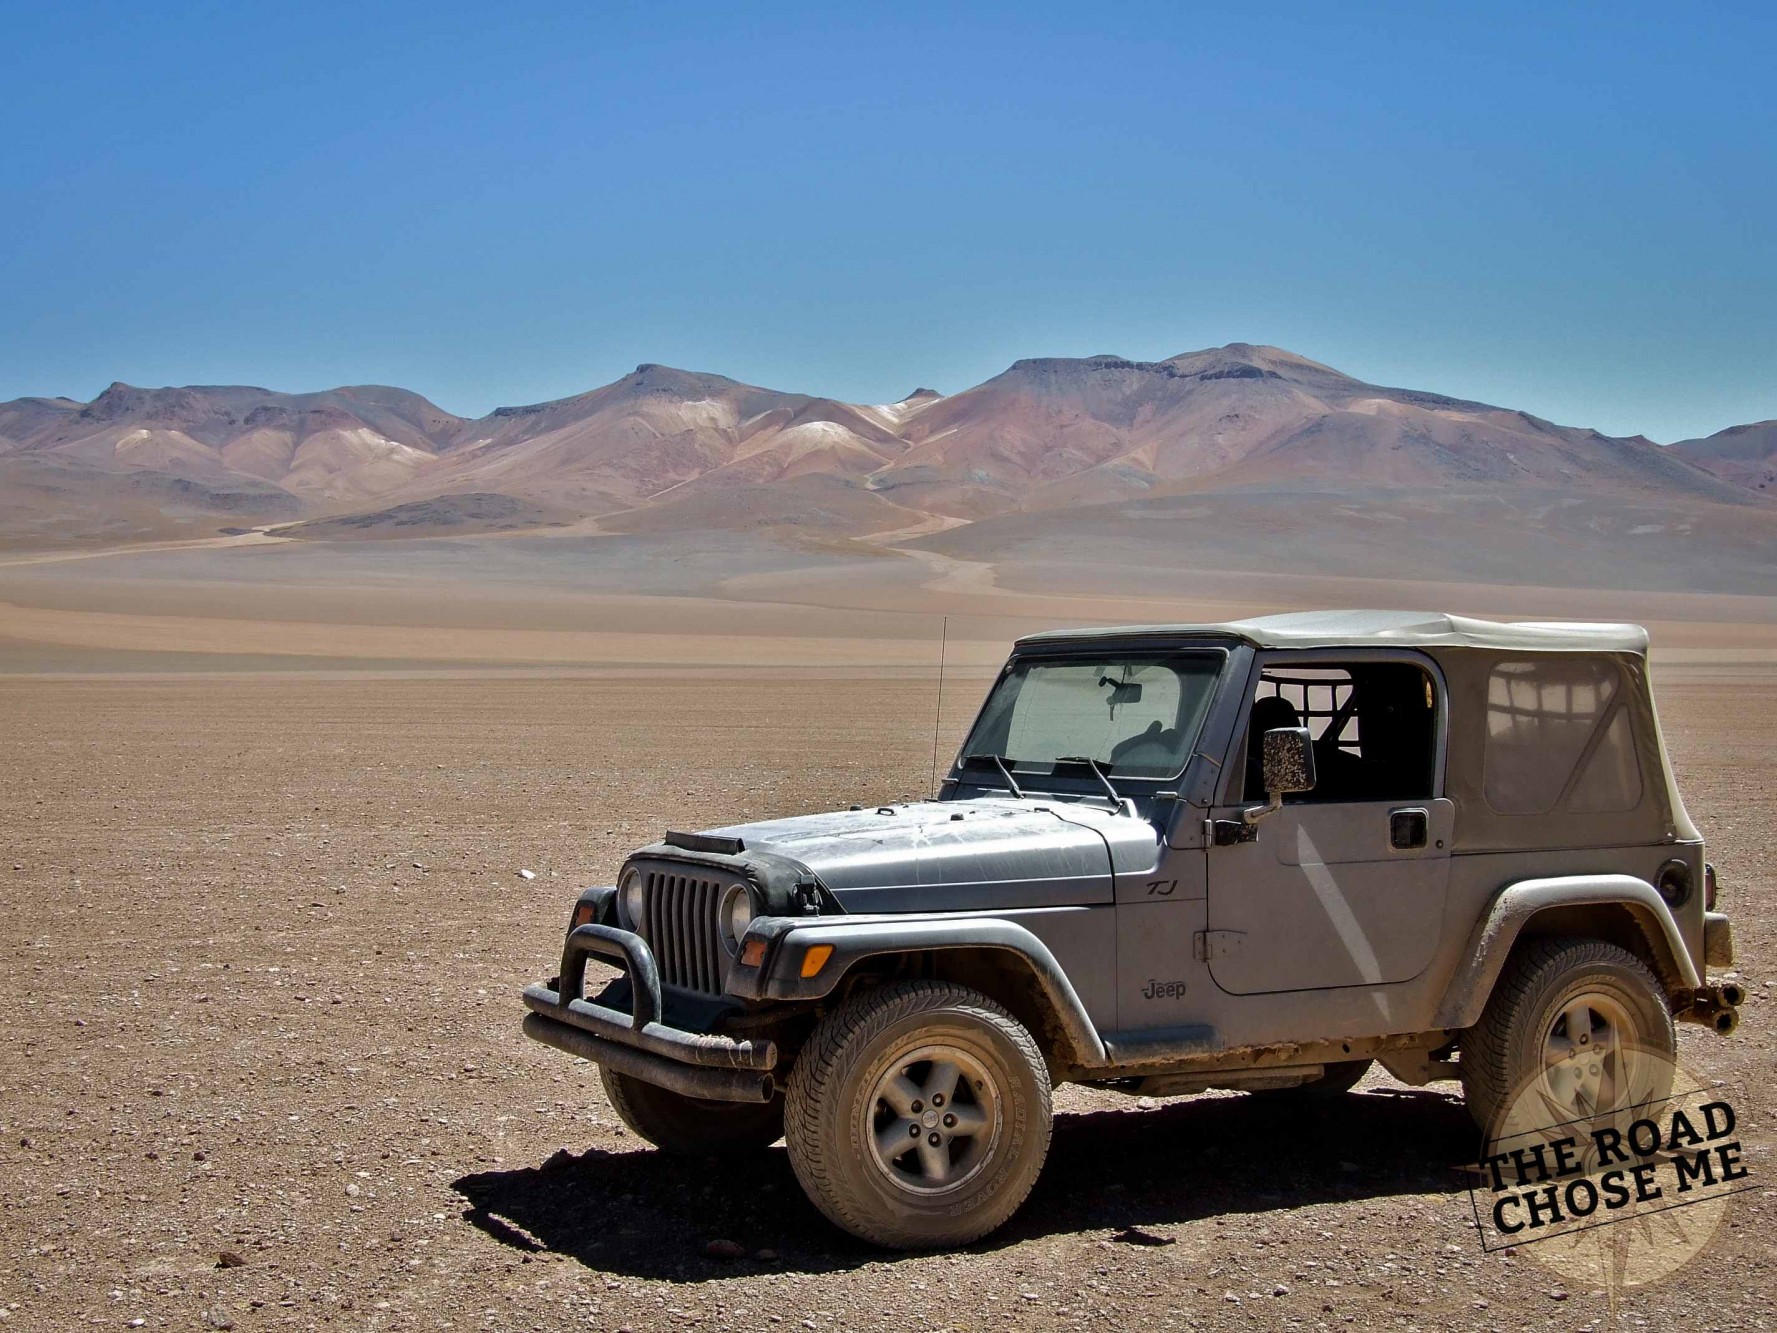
[{"x1": 0, "y1": 534, "x2": 1773, "y2": 1332}]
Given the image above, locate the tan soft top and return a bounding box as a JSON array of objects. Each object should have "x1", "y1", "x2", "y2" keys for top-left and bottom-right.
[{"x1": 1017, "y1": 609, "x2": 1649, "y2": 656}]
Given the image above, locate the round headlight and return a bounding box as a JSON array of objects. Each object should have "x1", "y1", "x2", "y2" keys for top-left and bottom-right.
[
  {"x1": 618, "y1": 869, "x2": 645, "y2": 929},
  {"x1": 722, "y1": 883, "x2": 756, "y2": 952}
]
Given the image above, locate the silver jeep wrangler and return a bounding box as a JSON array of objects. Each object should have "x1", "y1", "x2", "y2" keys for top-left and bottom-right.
[{"x1": 521, "y1": 610, "x2": 1741, "y2": 1248}]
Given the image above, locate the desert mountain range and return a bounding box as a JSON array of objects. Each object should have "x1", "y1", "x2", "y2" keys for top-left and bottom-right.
[{"x1": 1, "y1": 344, "x2": 1771, "y2": 562}]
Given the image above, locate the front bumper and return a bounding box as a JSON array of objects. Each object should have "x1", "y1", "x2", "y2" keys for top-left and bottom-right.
[{"x1": 521, "y1": 923, "x2": 778, "y2": 1103}]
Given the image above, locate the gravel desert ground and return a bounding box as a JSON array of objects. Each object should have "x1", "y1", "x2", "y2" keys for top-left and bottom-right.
[{"x1": 1, "y1": 656, "x2": 1772, "y2": 1332}]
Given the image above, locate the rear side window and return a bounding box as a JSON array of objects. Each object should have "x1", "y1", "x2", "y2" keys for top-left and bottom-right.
[{"x1": 1483, "y1": 660, "x2": 1642, "y2": 815}]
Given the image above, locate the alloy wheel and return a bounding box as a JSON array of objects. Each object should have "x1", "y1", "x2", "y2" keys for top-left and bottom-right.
[{"x1": 864, "y1": 1042, "x2": 1001, "y2": 1194}]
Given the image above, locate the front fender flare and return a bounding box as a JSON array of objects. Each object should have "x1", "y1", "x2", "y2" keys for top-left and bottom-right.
[
  {"x1": 737, "y1": 912, "x2": 1109, "y2": 1069},
  {"x1": 1433, "y1": 874, "x2": 1699, "y2": 1030}
]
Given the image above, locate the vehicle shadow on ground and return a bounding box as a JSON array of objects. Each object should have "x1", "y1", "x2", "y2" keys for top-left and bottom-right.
[{"x1": 454, "y1": 1085, "x2": 1481, "y2": 1279}]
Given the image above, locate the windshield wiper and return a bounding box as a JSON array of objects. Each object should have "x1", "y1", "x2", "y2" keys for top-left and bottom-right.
[
  {"x1": 966, "y1": 752, "x2": 1024, "y2": 799},
  {"x1": 1057, "y1": 755, "x2": 1121, "y2": 806}
]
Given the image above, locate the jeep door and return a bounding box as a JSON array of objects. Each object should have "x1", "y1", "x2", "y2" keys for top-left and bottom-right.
[{"x1": 1204, "y1": 652, "x2": 1452, "y2": 996}]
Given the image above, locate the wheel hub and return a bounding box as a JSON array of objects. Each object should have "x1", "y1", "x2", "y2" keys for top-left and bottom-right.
[
  {"x1": 864, "y1": 1041, "x2": 1000, "y2": 1195},
  {"x1": 1539, "y1": 990, "x2": 1635, "y2": 1117}
]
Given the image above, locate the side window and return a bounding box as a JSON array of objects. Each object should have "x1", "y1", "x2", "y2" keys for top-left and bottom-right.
[
  {"x1": 1484, "y1": 660, "x2": 1641, "y2": 815},
  {"x1": 1241, "y1": 660, "x2": 1437, "y2": 803}
]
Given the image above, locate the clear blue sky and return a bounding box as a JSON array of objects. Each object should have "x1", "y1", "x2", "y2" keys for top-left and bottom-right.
[{"x1": 4, "y1": 1, "x2": 1773, "y2": 441}]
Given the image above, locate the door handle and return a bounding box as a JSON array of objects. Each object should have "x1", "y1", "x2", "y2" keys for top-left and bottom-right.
[{"x1": 1389, "y1": 807, "x2": 1429, "y2": 850}]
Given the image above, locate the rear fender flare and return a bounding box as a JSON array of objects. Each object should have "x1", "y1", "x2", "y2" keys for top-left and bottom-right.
[{"x1": 1434, "y1": 874, "x2": 1699, "y2": 1030}]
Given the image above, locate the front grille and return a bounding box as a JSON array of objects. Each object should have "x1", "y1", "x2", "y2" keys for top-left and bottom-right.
[{"x1": 635, "y1": 862, "x2": 731, "y2": 995}]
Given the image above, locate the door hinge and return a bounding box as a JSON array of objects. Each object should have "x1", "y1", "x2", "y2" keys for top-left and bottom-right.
[
  {"x1": 1209, "y1": 818, "x2": 1257, "y2": 846},
  {"x1": 1194, "y1": 929, "x2": 1246, "y2": 961}
]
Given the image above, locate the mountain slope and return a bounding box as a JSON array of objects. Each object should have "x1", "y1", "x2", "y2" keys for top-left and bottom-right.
[
  {"x1": 415, "y1": 364, "x2": 917, "y2": 515},
  {"x1": 871, "y1": 344, "x2": 1751, "y2": 515},
  {"x1": 1669, "y1": 420, "x2": 1777, "y2": 493},
  {"x1": 0, "y1": 383, "x2": 467, "y2": 512}
]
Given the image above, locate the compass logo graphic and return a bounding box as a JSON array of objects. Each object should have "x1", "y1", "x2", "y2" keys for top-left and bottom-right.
[{"x1": 1470, "y1": 1046, "x2": 1751, "y2": 1301}]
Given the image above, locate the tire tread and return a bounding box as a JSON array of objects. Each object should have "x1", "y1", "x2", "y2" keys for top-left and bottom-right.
[
  {"x1": 1461, "y1": 936, "x2": 1673, "y2": 1131},
  {"x1": 785, "y1": 979, "x2": 1051, "y2": 1248}
]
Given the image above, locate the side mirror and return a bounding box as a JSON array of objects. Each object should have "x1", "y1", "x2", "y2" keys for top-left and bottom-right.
[{"x1": 1246, "y1": 726, "x2": 1316, "y2": 825}]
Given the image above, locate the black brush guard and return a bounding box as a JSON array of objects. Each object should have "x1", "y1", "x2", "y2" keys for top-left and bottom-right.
[{"x1": 521, "y1": 923, "x2": 778, "y2": 1103}]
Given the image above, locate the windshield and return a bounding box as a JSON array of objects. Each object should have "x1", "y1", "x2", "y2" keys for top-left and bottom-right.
[{"x1": 960, "y1": 654, "x2": 1223, "y2": 780}]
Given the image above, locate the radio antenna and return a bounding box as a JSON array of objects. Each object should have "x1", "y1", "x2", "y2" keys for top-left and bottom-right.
[{"x1": 928, "y1": 615, "x2": 949, "y2": 797}]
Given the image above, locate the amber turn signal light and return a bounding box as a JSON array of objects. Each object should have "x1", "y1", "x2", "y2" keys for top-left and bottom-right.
[
  {"x1": 800, "y1": 944, "x2": 835, "y2": 978},
  {"x1": 739, "y1": 938, "x2": 768, "y2": 968},
  {"x1": 571, "y1": 901, "x2": 597, "y2": 929}
]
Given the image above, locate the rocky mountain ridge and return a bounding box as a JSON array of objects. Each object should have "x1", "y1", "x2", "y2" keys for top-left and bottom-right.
[{"x1": 1, "y1": 345, "x2": 1769, "y2": 546}]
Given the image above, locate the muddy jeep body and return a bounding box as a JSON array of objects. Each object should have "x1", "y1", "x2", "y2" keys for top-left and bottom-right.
[{"x1": 522, "y1": 610, "x2": 1741, "y2": 1246}]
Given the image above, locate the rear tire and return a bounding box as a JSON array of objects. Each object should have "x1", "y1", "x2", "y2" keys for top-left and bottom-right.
[
  {"x1": 599, "y1": 1067, "x2": 784, "y2": 1155},
  {"x1": 1460, "y1": 937, "x2": 1675, "y2": 1133},
  {"x1": 785, "y1": 980, "x2": 1052, "y2": 1249}
]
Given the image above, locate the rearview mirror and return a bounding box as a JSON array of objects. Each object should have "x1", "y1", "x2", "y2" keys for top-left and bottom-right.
[
  {"x1": 1245, "y1": 726, "x2": 1316, "y2": 826},
  {"x1": 1099, "y1": 678, "x2": 1143, "y2": 706}
]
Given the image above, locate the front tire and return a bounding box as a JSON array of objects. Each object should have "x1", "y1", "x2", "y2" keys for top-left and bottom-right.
[
  {"x1": 599, "y1": 1067, "x2": 785, "y2": 1155},
  {"x1": 1460, "y1": 937, "x2": 1676, "y2": 1133},
  {"x1": 784, "y1": 980, "x2": 1052, "y2": 1249}
]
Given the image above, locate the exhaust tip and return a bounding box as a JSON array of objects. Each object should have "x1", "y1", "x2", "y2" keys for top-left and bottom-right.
[
  {"x1": 1720, "y1": 981, "x2": 1747, "y2": 1008},
  {"x1": 1713, "y1": 1007, "x2": 1740, "y2": 1036}
]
